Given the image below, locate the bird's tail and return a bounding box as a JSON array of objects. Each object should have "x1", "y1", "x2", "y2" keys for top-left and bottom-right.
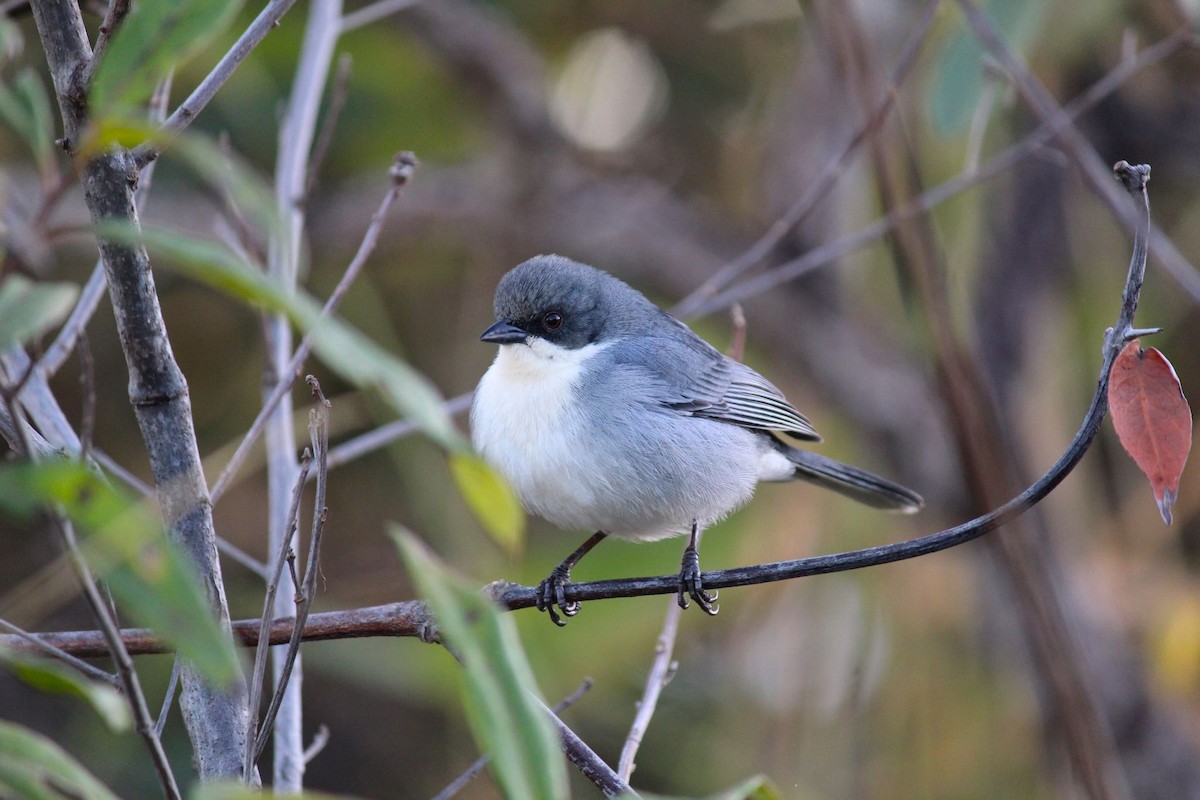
[{"x1": 776, "y1": 442, "x2": 923, "y2": 513}]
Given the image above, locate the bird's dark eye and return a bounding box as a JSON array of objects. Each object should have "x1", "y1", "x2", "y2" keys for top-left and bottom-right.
[{"x1": 542, "y1": 311, "x2": 564, "y2": 331}]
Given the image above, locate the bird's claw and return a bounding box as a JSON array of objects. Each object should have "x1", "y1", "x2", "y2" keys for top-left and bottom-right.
[
  {"x1": 536, "y1": 566, "x2": 580, "y2": 627},
  {"x1": 677, "y1": 546, "x2": 718, "y2": 615}
]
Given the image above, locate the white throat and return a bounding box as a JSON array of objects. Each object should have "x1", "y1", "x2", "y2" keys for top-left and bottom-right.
[{"x1": 471, "y1": 336, "x2": 612, "y2": 526}]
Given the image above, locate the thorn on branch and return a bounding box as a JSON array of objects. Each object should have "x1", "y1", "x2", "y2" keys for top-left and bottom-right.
[{"x1": 1124, "y1": 327, "x2": 1164, "y2": 341}]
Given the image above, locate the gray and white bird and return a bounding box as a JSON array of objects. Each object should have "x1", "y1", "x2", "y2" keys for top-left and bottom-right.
[{"x1": 471, "y1": 255, "x2": 921, "y2": 625}]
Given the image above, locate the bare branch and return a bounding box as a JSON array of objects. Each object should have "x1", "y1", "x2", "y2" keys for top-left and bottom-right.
[
  {"x1": 155, "y1": 658, "x2": 180, "y2": 738},
  {"x1": 82, "y1": 0, "x2": 130, "y2": 87},
  {"x1": 618, "y1": 601, "x2": 679, "y2": 782},
  {"x1": 244, "y1": 448, "x2": 313, "y2": 780},
  {"x1": 253, "y1": 378, "x2": 331, "y2": 763},
  {"x1": 541, "y1": 699, "x2": 638, "y2": 798},
  {"x1": 302, "y1": 724, "x2": 330, "y2": 764}
]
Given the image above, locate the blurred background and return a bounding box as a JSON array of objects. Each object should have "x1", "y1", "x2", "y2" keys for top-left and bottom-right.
[{"x1": 2, "y1": 0, "x2": 1200, "y2": 797}]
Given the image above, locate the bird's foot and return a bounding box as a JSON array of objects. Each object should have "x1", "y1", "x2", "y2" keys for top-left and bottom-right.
[
  {"x1": 677, "y1": 545, "x2": 718, "y2": 615},
  {"x1": 536, "y1": 565, "x2": 580, "y2": 627}
]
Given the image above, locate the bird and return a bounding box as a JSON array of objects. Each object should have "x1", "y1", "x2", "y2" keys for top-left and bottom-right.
[{"x1": 471, "y1": 254, "x2": 922, "y2": 625}]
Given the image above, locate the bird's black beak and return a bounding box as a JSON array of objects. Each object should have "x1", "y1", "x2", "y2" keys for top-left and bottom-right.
[{"x1": 479, "y1": 320, "x2": 528, "y2": 344}]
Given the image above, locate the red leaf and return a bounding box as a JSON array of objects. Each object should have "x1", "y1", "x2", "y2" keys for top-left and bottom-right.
[{"x1": 1108, "y1": 340, "x2": 1193, "y2": 524}]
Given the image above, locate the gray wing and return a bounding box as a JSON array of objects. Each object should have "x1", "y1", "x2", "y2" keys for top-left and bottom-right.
[{"x1": 604, "y1": 326, "x2": 821, "y2": 441}]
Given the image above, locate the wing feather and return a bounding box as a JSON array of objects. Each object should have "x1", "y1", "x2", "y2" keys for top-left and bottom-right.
[{"x1": 626, "y1": 332, "x2": 820, "y2": 441}]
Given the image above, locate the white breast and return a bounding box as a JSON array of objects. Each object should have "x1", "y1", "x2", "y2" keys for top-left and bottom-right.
[{"x1": 471, "y1": 338, "x2": 612, "y2": 529}]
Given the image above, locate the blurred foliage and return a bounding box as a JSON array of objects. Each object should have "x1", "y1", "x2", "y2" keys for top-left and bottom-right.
[{"x1": 1, "y1": 0, "x2": 1199, "y2": 798}]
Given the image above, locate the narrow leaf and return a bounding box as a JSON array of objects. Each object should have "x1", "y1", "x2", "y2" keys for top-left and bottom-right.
[
  {"x1": 0, "y1": 461, "x2": 242, "y2": 685},
  {"x1": 393, "y1": 529, "x2": 567, "y2": 800},
  {"x1": 0, "y1": 276, "x2": 78, "y2": 348},
  {"x1": 0, "y1": 721, "x2": 122, "y2": 800},
  {"x1": 0, "y1": 644, "x2": 130, "y2": 731},
  {"x1": 449, "y1": 453, "x2": 525, "y2": 555},
  {"x1": 1108, "y1": 339, "x2": 1193, "y2": 524},
  {"x1": 89, "y1": 0, "x2": 246, "y2": 117}
]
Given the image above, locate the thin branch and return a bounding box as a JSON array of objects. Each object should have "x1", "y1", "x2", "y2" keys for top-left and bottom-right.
[
  {"x1": 253, "y1": 378, "x2": 331, "y2": 762},
  {"x1": 56, "y1": 516, "x2": 182, "y2": 800},
  {"x1": 132, "y1": 0, "x2": 301, "y2": 167},
  {"x1": 541, "y1": 698, "x2": 639, "y2": 798},
  {"x1": 0, "y1": 616, "x2": 117, "y2": 685},
  {"x1": 432, "y1": 678, "x2": 594, "y2": 800},
  {"x1": 618, "y1": 602, "x2": 680, "y2": 782},
  {"x1": 688, "y1": 29, "x2": 1192, "y2": 318},
  {"x1": 339, "y1": 0, "x2": 421, "y2": 33},
  {"x1": 155, "y1": 658, "x2": 180, "y2": 738},
  {"x1": 83, "y1": 0, "x2": 130, "y2": 87},
  {"x1": 302, "y1": 724, "x2": 330, "y2": 764},
  {"x1": 671, "y1": 0, "x2": 941, "y2": 318},
  {"x1": 210, "y1": 153, "x2": 419, "y2": 504},
  {"x1": 244, "y1": 448, "x2": 313, "y2": 779}
]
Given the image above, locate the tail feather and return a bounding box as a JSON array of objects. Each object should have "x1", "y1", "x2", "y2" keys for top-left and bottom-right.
[{"x1": 778, "y1": 443, "x2": 923, "y2": 513}]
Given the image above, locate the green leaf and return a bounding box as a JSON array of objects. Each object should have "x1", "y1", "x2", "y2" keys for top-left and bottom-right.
[
  {"x1": 0, "y1": 276, "x2": 79, "y2": 349},
  {"x1": 90, "y1": 0, "x2": 246, "y2": 118},
  {"x1": 0, "y1": 644, "x2": 130, "y2": 731},
  {"x1": 0, "y1": 721, "x2": 122, "y2": 800},
  {"x1": 392, "y1": 529, "x2": 567, "y2": 800},
  {"x1": 0, "y1": 461, "x2": 242, "y2": 687},
  {"x1": 929, "y1": 0, "x2": 1044, "y2": 135},
  {"x1": 449, "y1": 453, "x2": 525, "y2": 554}
]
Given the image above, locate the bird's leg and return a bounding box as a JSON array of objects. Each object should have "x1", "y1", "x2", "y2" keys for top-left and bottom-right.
[
  {"x1": 537, "y1": 531, "x2": 608, "y2": 626},
  {"x1": 678, "y1": 522, "x2": 718, "y2": 615}
]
